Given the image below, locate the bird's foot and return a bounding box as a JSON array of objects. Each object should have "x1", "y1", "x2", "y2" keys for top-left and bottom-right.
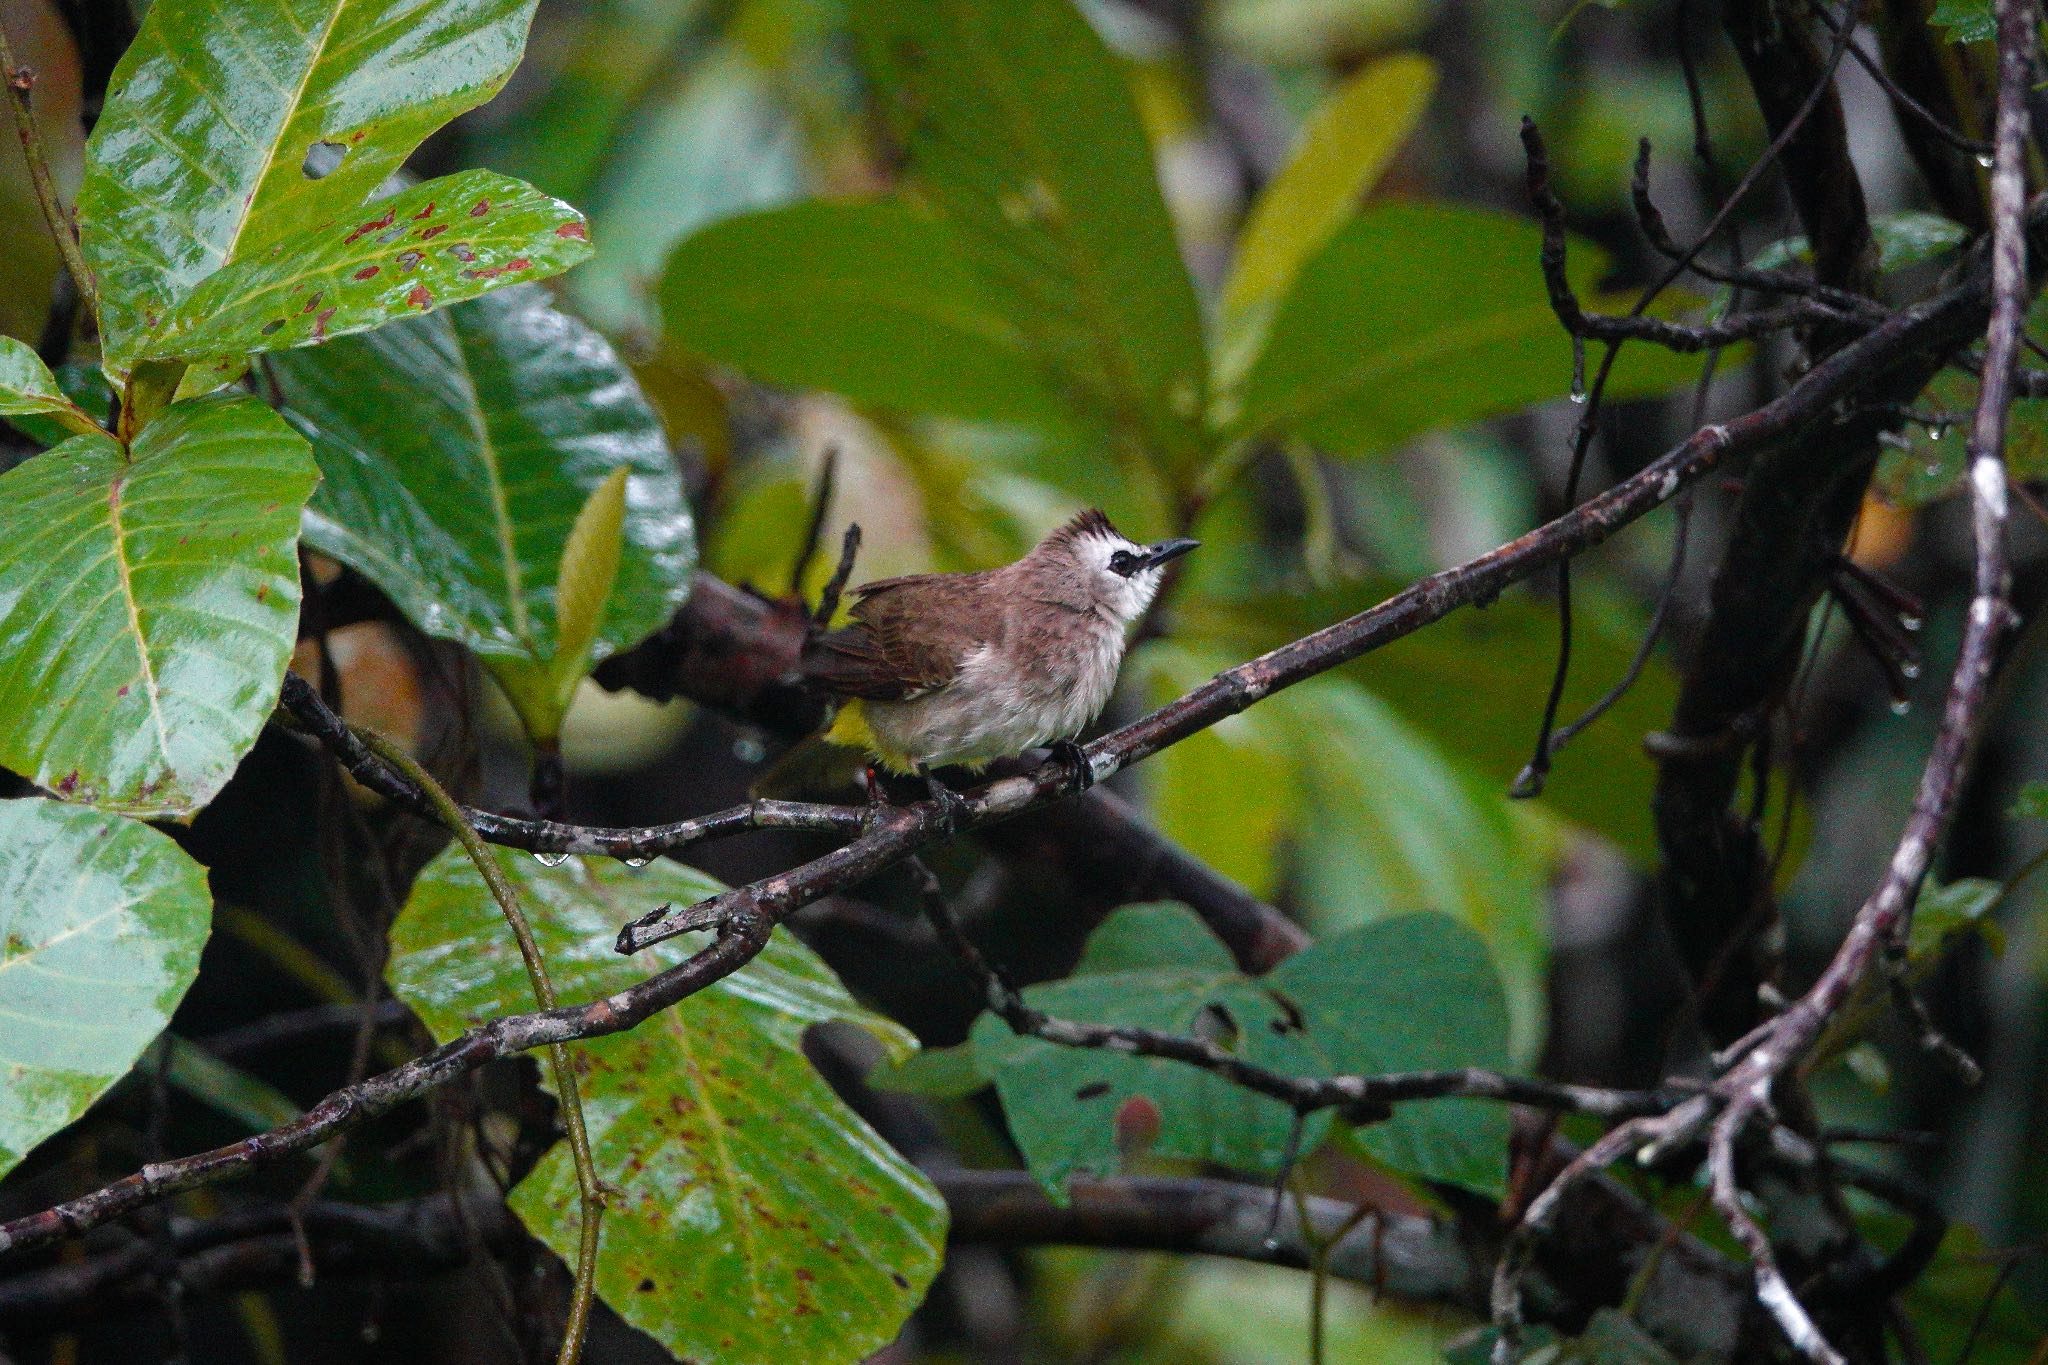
[
  {"x1": 1049, "y1": 739, "x2": 1095, "y2": 794},
  {"x1": 918, "y1": 764, "x2": 970, "y2": 833}
]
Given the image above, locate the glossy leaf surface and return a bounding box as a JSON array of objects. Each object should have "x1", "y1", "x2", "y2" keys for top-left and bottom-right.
[
  {"x1": 0, "y1": 798, "x2": 211, "y2": 1181},
  {"x1": 664, "y1": 199, "x2": 1067, "y2": 429},
  {"x1": 0, "y1": 397, "x2": 317, "y2": 816},
  {"x1": 271, "y1": 286, "x2": 693, "y2": 687},
  {"x1": 147, "y1": 171, "x2": 591, "y2": 362},
  {"x1": 389, "y1": 850, "x2": 945, "y2": 1365},
  {"x1": 973, "y1": 904, "x2": 1512, "y2": 1197},
  {"x1": 854, "y1": 0, "x2": 1211, "y2": 478},
  {"x1": 79, "y1": 0, "x2": 540, "y2": 369},
  {"x1": 0, "y1": 337, "x2": 99, "y2": 436}
]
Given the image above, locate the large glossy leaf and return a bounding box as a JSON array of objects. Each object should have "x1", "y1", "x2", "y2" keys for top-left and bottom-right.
[
  {"x1": 78, "y1": 0, "x2": 540, "y2": 371},
  {"x1": 146, "y1": 171, "x2": 592, "y2": 362},
  {"x1": 0, "y1": 337, "x2": 100, "y2": 437},
  {"x1": 0, "y1": 396, "x2": 318, "y2": 816},
  {"x1": 970, "y1": 904, "x2": 1512, "y2": 1197},
  {"x1": 1230, "y1": 202, "x2": 1717, "y2": 458},
  {"x1": 853, "y1": 0, "x2": 1212, "y2": 479},
  {"x1": 269, "y1": 285, "x2": 694, "y2": 739},
  {"x1": 664, "y1": 199, "x2": 1069, "y2": 428},
  {"x1": 388, "y1": 850, "x2": 945, "y2": 1365},
  {"x1": 0, "y1": 797, "x2": 212, "y2": 1181},
  {"x1": 1217, "y1": 54, "x2": 1437, "y2": 382}
]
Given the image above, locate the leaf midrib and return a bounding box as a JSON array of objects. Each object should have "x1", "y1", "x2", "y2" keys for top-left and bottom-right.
[
  {"x1": 442, "y1": 326, "x2": 536, "y2": 648},
  {"x1": 104, "y1": 472, "x2": 174, "y2": 769}
]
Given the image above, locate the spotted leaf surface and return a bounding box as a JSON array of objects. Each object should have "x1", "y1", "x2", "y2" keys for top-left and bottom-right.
[
  {"x1": 148, "y1": 171, "x2": 591, "y2": 361},
  {"x1": 388, "y1": 851, "x2": 945, "y2": 1365},
  {"x1": 0, "y1": 798, "x2": 211, "y2": 1181},
  {"x1": 0, "y1": 397, "x2": 317, "y2": 816},
  {"x1": 79, "y1": 0, "x2": 540, "y2": 371},
  {"x1": 269, "y1": 286, "x2": 692, "y2": 728},
  {"x1": 973, "y1": 904, "x2": 1513, "y2": 1197}
]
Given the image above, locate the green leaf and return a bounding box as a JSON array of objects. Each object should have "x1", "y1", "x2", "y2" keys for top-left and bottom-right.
[
  {"x1": 663, "y1": 199, "x2": 1070, "y2": 428},
  {"x1": 1899, "y1": 1222, "x2": 2045, "y2": 1364},
  {"x1": 1929, "y1": 0, "x2": 1995, "y2": 43},
  {"x1": 972, "y1": 903, "x2": 1513, "y2": 1197},
  {"x1": 146, "y1": 1033, "x2": 305, "y2": 1135},
  {"x1": 144, "y1": 171, "x2": 593, "y2": 363},
  {"x1": 1230, "y1": 202, "x2": 1721, "y2": 459},
  {"x1": 0, "y1": 396, "x2": 318, "y2": 816},
  {"x1": 79, "y1": 0, "x2": 541, "y2": 372},
  {"x1": 508, "y1": 465, "x2": 632, "y2": 734},
  {"x1": 270, "y1": 285, "x2": 694, "y2": 737},
  {"x1": 1910, "y1": 878, "x2": 2005, "y2": 961},
  {"x1": 0, "y1": 337, "x2": 100, "y2": 437},
  {"x1": 0, "y1": 798, "x2": 211, "y2": 1181},
  {"x1": 569, "y1": 46, "x2": 806, "y2": 334},
  {"x1": 388, "y1": 850, "x2": 945, "y2": 1365},
  {"x1": 1749, "y1": 211, "x2": 1969, "y2": 277},
  {"x1": 868, "y1": 1041, "x2": 990, "y2": 1098},
  {"x1": 2012, "y1": 782, "x2": 2048, "y2": 819},
  {"x1": 1218, "y1": 54, "x2": 1438, "y2": 381},
  {"x1": 853, "y1": 0, "x2": 1212, "y2": 479}
]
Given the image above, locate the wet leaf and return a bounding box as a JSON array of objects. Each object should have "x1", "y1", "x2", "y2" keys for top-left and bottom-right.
[
  {"x1": 270, "y1": 285, "x2": 694, "y2": 740},
  {"x1": 1928, "y1": 0, "x2": 1995, "y2": 43},
  {"x1": 664, "y1": 199, "x2": 1069, "y2": 428},
  {"x1": 1218, "y1": 54, "x2": 1437, "y2": 382},
  {"x1": 388, "y1": 850, "x2": 945, "y2": 1365},
  {"x1": 972, "y1": 903, "x2": 1512, "y2": 1198},
  {"x1": 79, "y1": 0, "x2": 541, "y2": 373},
  {"x1": 0, "y1": 798, "x2": 211, "y2": 1181},
  {"x1": 146, "y1": 172, "x2": 592, "y2": 362},
  {"x1": 0, "y1": 337, "x2": 100, "y2": 437},
  {"x1": 853, "y1": 0, "x2": 1212, "y2": 481},
  {"x1": 0, "y1": 397, "x2": 318, "y2": 816},
  {"x1": 1231, "y1": 202, "x2": 1721, "y2": 459}
]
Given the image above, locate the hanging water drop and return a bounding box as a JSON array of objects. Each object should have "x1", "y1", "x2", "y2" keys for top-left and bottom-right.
[
  {"x1": 1891, "y1": 698, "x2": 1912, "y2": 716},
  {"x1": 534, "y1": 851, "x2": 568, "y2": 867},
  {"x1": 1901, "y1": 615, "x2": 1923, "y2": 632},
  {"x1": 1901, "y1": 661, "x2": 1922, "y2": 680},
  {"x1": 1260, "y1": 1236, "x2": 1282, "y2": 1254},
  {"x1": 1978, "y1": 152, "x2": 1996, "y2": 169},
  {"x1": 1929, "y1": 422, "x2": 1949, "y2": 442},
  {"x1": 625, "y1": 856, "x2": 650, "y2": 869},
  {"x1": 1568, "y1": 337, "x2": 1587, "y2": 404}
]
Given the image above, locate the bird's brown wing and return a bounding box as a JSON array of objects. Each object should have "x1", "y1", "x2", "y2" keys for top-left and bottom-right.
[{"x1": 800, "y1": 572, "x2": 999, "y2": 702}]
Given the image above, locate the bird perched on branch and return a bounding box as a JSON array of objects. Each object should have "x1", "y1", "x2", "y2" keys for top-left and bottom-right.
[{"x1": 800, "y1": 509, "x2": 1198, "y2": 821}]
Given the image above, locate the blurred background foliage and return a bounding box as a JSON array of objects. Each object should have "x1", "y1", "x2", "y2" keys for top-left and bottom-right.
[{"x1": 3, "y1": 0, "x2": 2046, "y2": 1358}]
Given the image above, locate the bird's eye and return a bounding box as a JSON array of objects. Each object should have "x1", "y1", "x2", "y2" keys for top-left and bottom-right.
[{"x1": 1108, "y1": 550, "x2": 1140, "y2": 577}]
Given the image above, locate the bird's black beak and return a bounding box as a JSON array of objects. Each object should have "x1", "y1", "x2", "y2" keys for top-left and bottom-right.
[{"x1": 1143, "y1": 538, "x2": 1200, "y2": 570}]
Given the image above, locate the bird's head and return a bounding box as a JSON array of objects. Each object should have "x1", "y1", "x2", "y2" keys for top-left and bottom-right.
[{"x1": 1034, "y1": 509, "x2": 1199, "y2": 625}]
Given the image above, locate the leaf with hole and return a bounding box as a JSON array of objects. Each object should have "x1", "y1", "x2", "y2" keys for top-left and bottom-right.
[
  {"x1": 0, "y1": 798, "x2": 212, "y2": 1182},
  {"x1": 853, "y1": 0, "x2": 1211, "y2": 480},
  {"x1": 0, "y1": 396, "x2": 317, "y2": 816},
  {"x1": 388, "y1": 850, "x2": 945, "y2": 1365},
  {"x1": 269, "y1": 285, "x2": 694, "y2": 742},
  {"x1": 79, "y1": 0, "x2": 541, "y2": 372},
  {"x1": 972, "y1": 903, "x2": 1513, "y2": 1198},
  {"x1": 145, "y1": 171, "x2": 592, "y2": 362}
]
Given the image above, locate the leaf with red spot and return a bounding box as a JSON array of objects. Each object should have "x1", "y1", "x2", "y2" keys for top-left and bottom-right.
[
  {"x1": 143, "y1": 172, "x2": 591, "y2": 362},
  {"x1": 389, "y1": 850, "x2": 945, "y2": 1365}
]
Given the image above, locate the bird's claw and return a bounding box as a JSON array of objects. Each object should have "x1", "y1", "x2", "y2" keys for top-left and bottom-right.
[
  {"x1": 919, "y1": 765, "x2": 969, "y2": 833},
  {"x1": 1049, "y1": 739, "x2": 1095, "y2": 794}
]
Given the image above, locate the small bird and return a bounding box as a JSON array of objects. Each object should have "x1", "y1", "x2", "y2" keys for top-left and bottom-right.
[{"x1": 801, "y1": 509, "x2": 1198, "y2": 818}]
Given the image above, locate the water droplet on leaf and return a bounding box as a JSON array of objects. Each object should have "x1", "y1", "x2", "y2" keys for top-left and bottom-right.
[{"x1": 534, "y1": 851, "x2": 568, "y2": 867}]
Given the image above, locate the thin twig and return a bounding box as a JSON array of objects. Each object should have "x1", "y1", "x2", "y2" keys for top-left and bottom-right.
[
  {"x1": 354, "y1": 731, "x2": 603, "y2": 1365},
  {"x1": 0, "y1": 19, "x2": 96, "y2": 322}
]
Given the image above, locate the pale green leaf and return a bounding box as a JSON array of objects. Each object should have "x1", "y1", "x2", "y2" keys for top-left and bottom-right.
[
  {"x1": 0, "y1": 336, "x2": 100, "y2": 437},
  {"x1": 0, "y1": 798, "x2": 211, "y2": 1181},
  {"x1": 1218, "y1": 54, "x2": 1438, "y2": 381},
  {"x1": 79, "y1": 0, "x2": 540, "y2": 371},
  {"x1": 146, "y1": 171, "x2": 592, "y2": 362},
  {"x1": 388, "y1": 850, "x2": 944, "y2": 1365},
  {"x1": 532, "y1": 466, "x2": 632, "y2": 730},
  {"x1": 0, "y1": 396, "x2": 318, "y2": 816}
]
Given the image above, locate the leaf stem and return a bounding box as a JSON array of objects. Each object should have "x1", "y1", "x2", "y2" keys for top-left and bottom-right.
[
  {"x1": 354, "y1": 728, "x2": 603, "y2": 1365},
  {"x1": 0, "y1": 19, "x2": 98, "y2": 324}
]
